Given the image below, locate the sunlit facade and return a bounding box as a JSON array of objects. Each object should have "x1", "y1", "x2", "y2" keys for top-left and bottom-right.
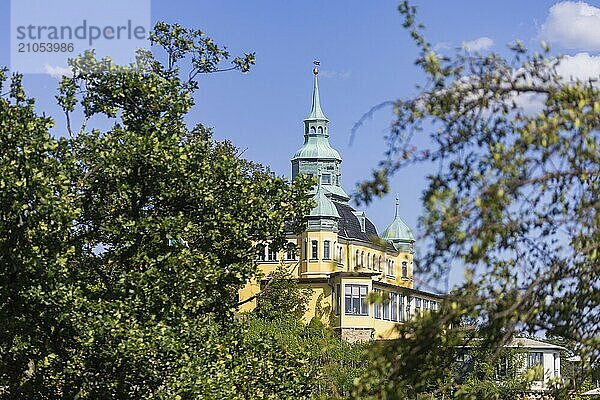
[{"x1": 239, "y1": 68, "x2": 443, "y2": 341}]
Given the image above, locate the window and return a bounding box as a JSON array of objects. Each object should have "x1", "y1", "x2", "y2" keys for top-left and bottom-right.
[
  {"x1": 317, "y1": 126, "x2": 323, "y2": 134},
  {"x1": 310, "y1": 126, "x2": 316, "y2": 133},
  {"x1": 373, "y1": 288, "x2": 382, "y2": 319},
  {"x1": 335, "y1": 284, "x2": 341, "y2": 315},
  {"x1": 406, "y1": 296, "x2": 412, "y2": 319},
  {"x1": 391, "y1": 292, "x2": 398, "y2": 321},
  {"x1": 285, "y1": 246, "x2": 297, "y2": 260},
  {"x1": 387, "y1": 260, "x2": 395, "y2": 276},
  {"x1": 256, "y1": 244, "x2": 266, "y2": 261},
  {"x1": 496, "y1": 356, "x2": 510, "y2": 378},
  {"x1": 311, "y1": 240, "x2": 318, "y2": 259},
  {"x1": 383, "y1": 291, "x2": 390, "y2": 320},
  {"x1": 344, "y1": 284, "x2": 368, "y2": 316},
  {"x1": 367, "y1": 253, "x2": 371, "y2": 269},
  {"x1": 303, "y1": 239, "x2": 308, "y2": 260},
  {"x1": 267, "y1": 245, "x2": 278, "y2": 261},
  {"x1": 399, "y1": 295, "x2": 405, "y2": 321},
  {"x1": 378, "y1": 256, "x2": 382, "y2": 272},
  {"x1": 355, "y1": 250, "x2": 360, "y2": 268},
  {"x1": 527, "y1": 352, "x2": 544, "y2": 380},
  {"x1": 423, "y1": 299, "x2": 429, "y2": 311},
  {"x1": 415, "y1": 297, "x2": 422, "y2": 315},
  {"x1": 402, "y1": 261, "x2": 408, "y2": 278},
  {"x1": 321, "y1": 174, "x2": 331, "y2": 184},
  {"x1": 323, "y1": 240, "x2": 331, "y2": 259},
  {"x1": 338, "y1": 247, "x2": 343, "y2": 263},
  {"x1": 372, "y1": 254, "x2": 376, "y2": 270},
  {"x1": 527, "y1": 352, "x2": 543, "y2": 369},
  {"x1": 361, "y1": 251, "x2": 365, "y2": 267}
]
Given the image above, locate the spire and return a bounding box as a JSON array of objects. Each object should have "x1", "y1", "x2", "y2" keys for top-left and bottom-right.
[
  {"x1": 291, "y1": 62, "x2": 350, "y2": 203},
  {"x1": 305, "y1": 64, "x2": 328, "y2": 121},
  {"x1": 381, "y1": 195, "x2": 415, "y2": 243}
]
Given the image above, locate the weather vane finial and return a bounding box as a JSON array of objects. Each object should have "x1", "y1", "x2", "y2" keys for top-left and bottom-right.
[{"x1": 313, "y1": 60, "x2": 320, "y2": 75}]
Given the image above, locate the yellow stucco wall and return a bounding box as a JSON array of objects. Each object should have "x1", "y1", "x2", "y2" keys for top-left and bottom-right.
[{"x1": 237, "y1": 231, "x2": 440, "y2": 340}]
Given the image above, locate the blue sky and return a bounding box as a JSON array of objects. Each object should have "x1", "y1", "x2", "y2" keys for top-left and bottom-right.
[{"x1": 2, "y1": 1, "x2": 599, "y2": 289}]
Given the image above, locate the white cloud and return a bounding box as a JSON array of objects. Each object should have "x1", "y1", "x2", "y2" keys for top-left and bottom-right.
[
  {"x1": 539, "y1": 1, "x2": 600, "y2": 50},
  {"x1": 555, "y1": 52, "x2": 600, "y2": 82},
  {"x1": 44, "y1": 64, "x2": 73, "y2": 79},
  {"x1": 318, "y1": 69, "x2": 351, "y2": 79},
  {"x1": 513, "y1": 92, "x2": 546, "y2": 114},
  {"x1": 513, "y1": 52, "x2": 600, "y2": 112},
  {"x1": 462, "y1": 37, "x2": 494, "y2": 51},
  {"x1": 433, "y1": 42, "x2": 452, "y2": 51}
]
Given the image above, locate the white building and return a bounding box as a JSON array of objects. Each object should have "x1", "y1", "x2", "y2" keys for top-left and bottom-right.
[{"x1": 507, "y1": 337, "x2": 566, "y2": 391}]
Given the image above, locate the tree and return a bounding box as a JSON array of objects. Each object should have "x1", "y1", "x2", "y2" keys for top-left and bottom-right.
[
  {"x1": 0, "y1": 70, "x2": 78, "y2": 397},
  {"x1": 246, "y1": 294, "x2": 371, "y2": 400},
  {"x1": 1, "y1": 23, "x2": 316, "y2": 398},
  {"x1": 253, "y1": 266, "x2": 314, "y2": 321},
  {"x1": 353, "y1": 1, "x2": 598, "y2": 398}
]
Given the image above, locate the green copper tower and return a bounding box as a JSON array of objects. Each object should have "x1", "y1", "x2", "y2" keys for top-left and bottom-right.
[
  {"x1": 291, "y1": 66, "x2": 350, "y2": 203},
  {"x1": 381, "y1": 195, "x2": 415, "y2": 252}
]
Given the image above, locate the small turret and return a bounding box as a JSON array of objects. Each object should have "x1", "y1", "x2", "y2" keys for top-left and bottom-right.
[
  {"x1": 291, "y1": 63, "x2": 349, "y2": 203},
  {"x1": 306, "y1": 170, "x2": 340, "y2": 231},
  {"x1": 381, "y1": 195, "x2": 415, "y2": 252}
]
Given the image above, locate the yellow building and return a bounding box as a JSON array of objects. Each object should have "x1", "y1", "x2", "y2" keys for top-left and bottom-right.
[{"x1": 239, "y1": 67, "x2": 443, "y2": 342}]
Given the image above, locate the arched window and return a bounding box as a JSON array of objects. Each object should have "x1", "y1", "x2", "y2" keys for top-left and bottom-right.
[
  {"x1": 367, "y1": 253, "x2": 371, "y2": 269},
  {"x1": 378, "y1": 256, "x2": 382, "y2": 272},
  {"x1": 361, "y1": 251, "x2": 365, "y2": 267},
  {"x1": 310, "y1": 126, "x2": 316, "y2": 133},
  {"x1": 372, "y1": 254, "x2": 377, "y2": 269},
  {"x1": 355, "y1": 250, "x2": 360, "y2": 268},
  {"x1": 386, "y1": 260, "x2": 394, "y2": 276},
  {"x1": 317, "y1": 126, "x2": 323, "y2": 134},
  {"x1": 402, "y1": 261, "x2": 408, "y2": 278}
]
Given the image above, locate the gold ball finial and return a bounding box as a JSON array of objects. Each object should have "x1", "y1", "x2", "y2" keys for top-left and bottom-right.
[{"x1": 313, "y1": 67, "x2": 319, "y2": 75}]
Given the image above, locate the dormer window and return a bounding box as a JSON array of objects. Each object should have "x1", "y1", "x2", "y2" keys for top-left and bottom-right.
[
  {"x1": 321, "y1": 174, "x2": 331, "y2": 184},
  {"x1": 353, "y1": 211, "x2": 366, "y2": 233}
]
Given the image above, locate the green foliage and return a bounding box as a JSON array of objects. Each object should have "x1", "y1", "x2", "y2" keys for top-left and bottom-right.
[
  {"x1": 353, "y1": 303, "x2": 463, "y2": 399},
  {"x1": 253, "y1": 267, "x2": 314, "y2": 320},
  {"x1": 353, "y1": 1, "x2": 599, "y2": 397},
  {"x1": 0, "y1": 68, "x2": 79, "y2": 398},
  {"x1": 0, "y1": 24, "x2": 313, "y2": 398},
  {"x1": 245, "y1": 314, "x2": 370, "y2": 399},
  {"x1": 248, "y1": 269, "x2": 370, "y2": 399}
]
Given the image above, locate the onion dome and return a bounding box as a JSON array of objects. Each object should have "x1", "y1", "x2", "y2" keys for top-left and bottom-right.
[{"x1": 381, "y1": 196, "x2": 414, "y2": 242}]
